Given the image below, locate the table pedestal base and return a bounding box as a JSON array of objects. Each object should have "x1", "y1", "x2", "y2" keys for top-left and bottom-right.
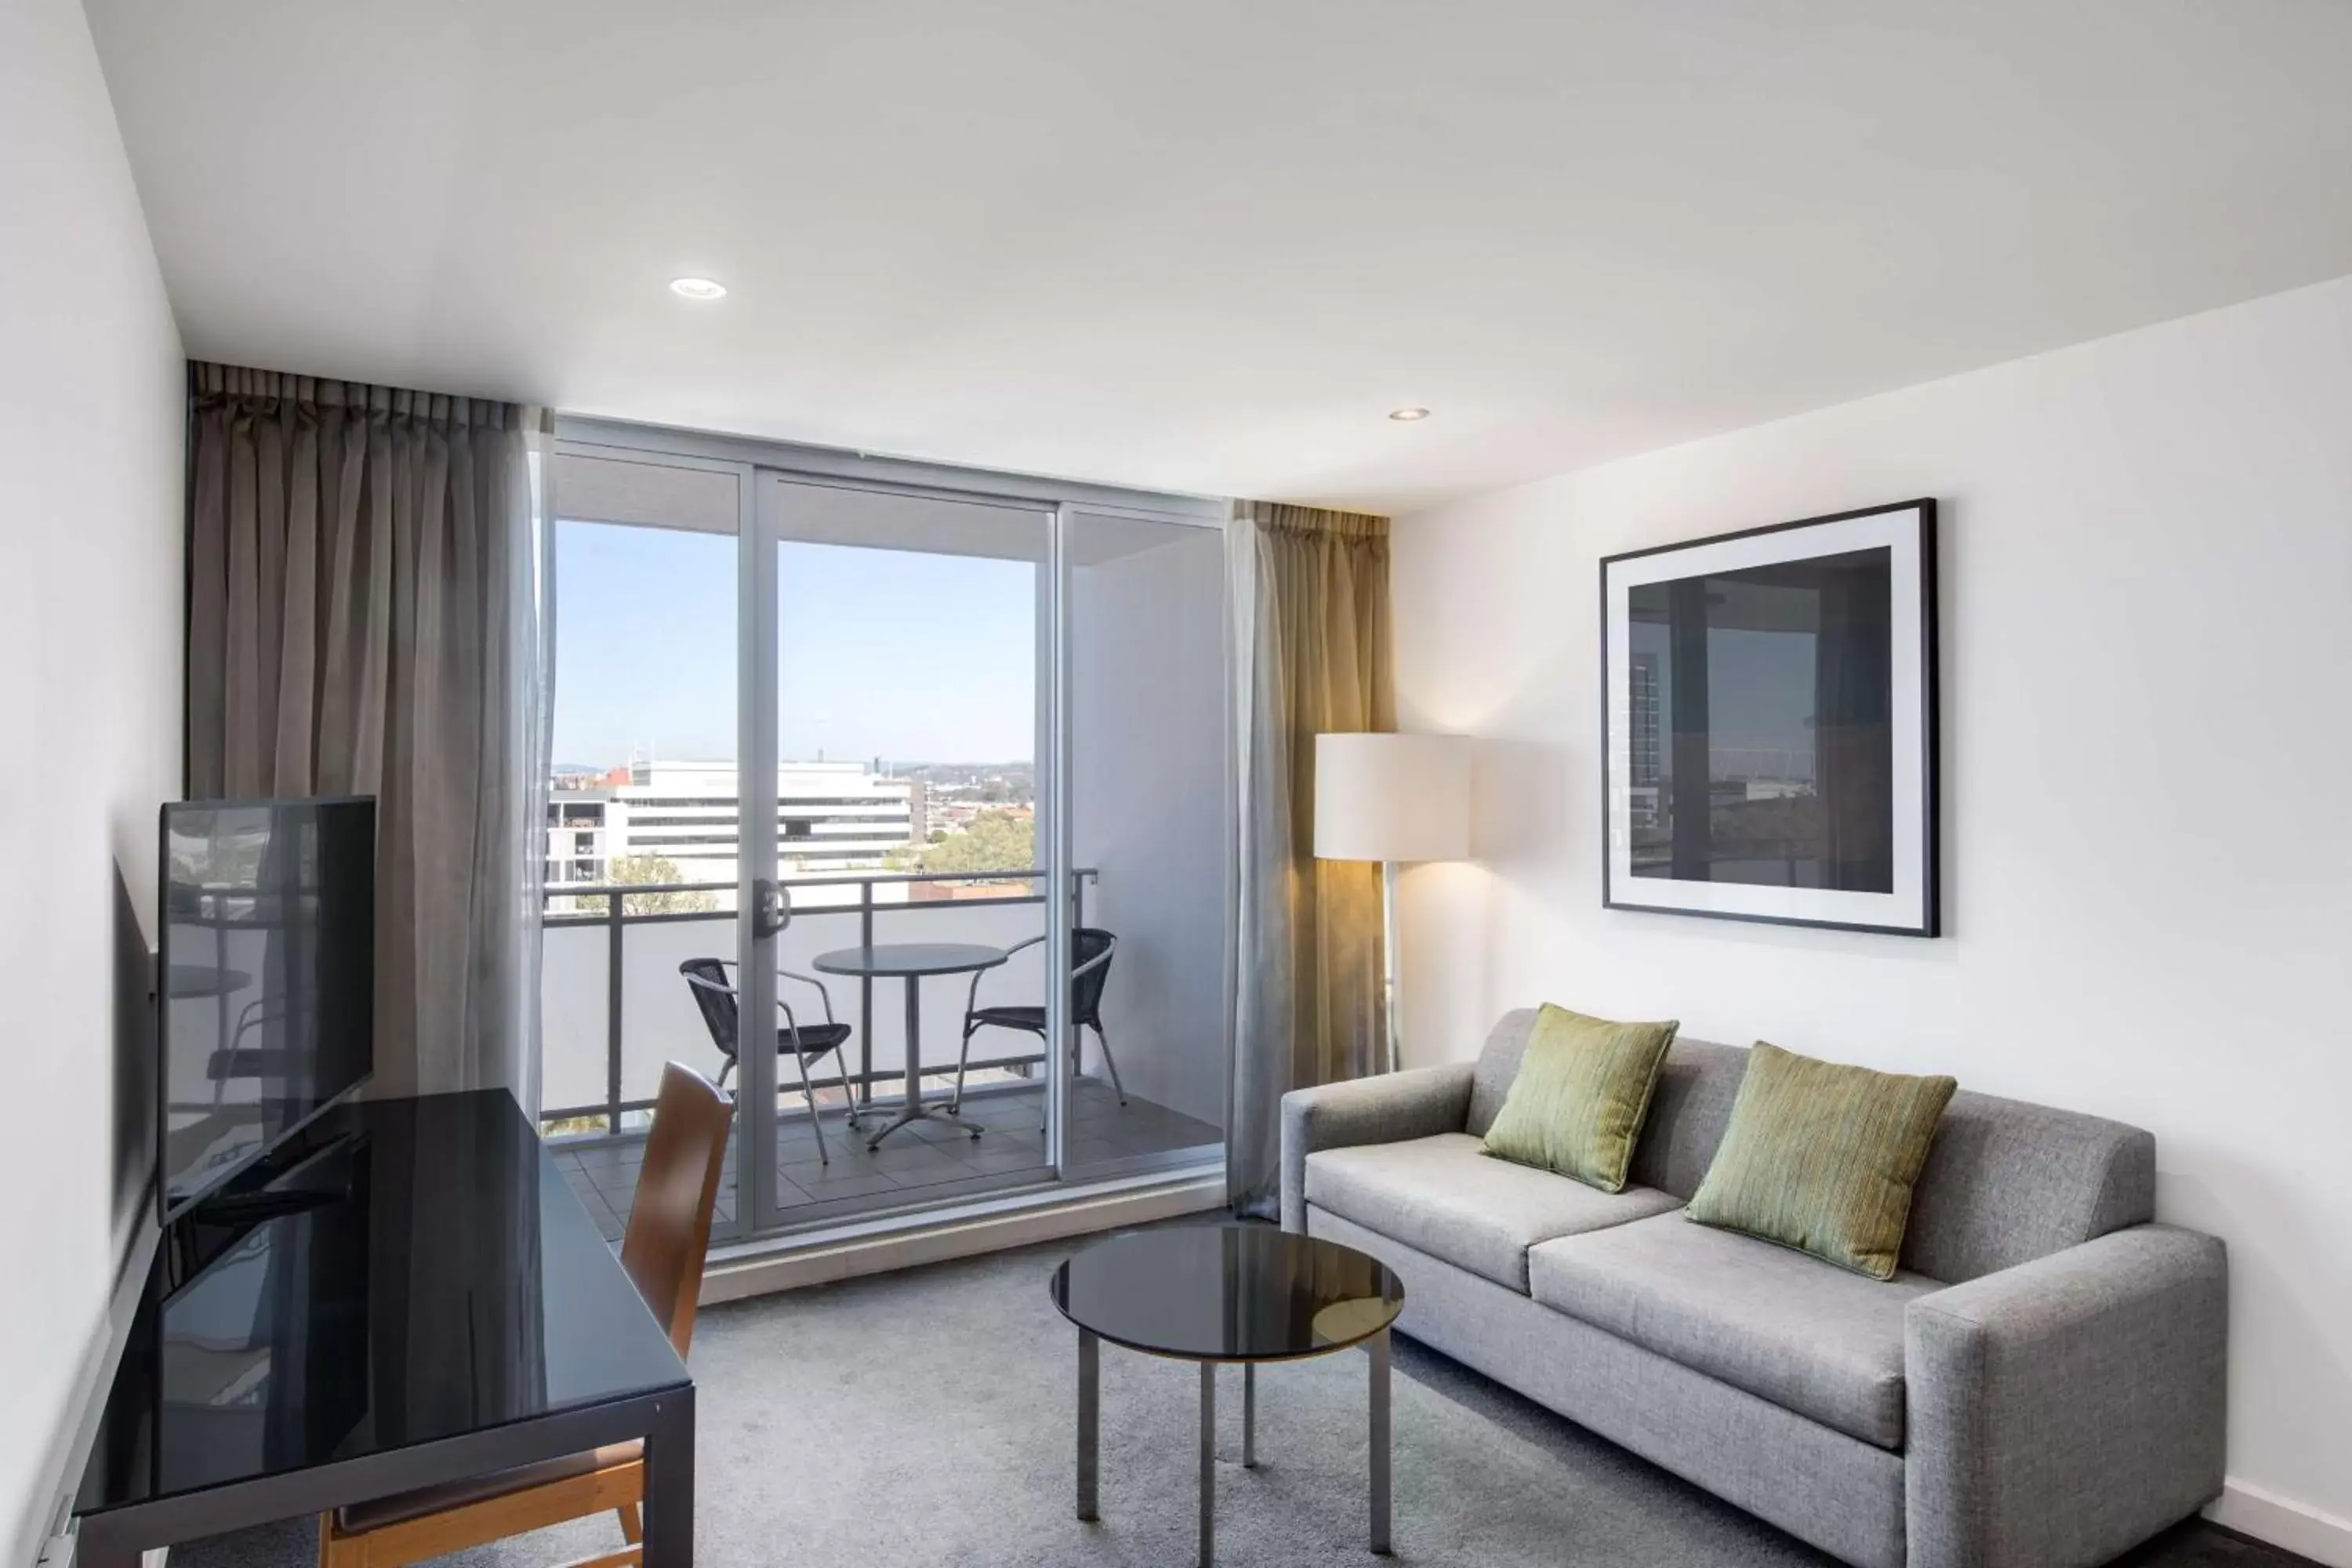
[
  {"x1": 861, "y1": 1099, "x2": 985, "y2": 1149},
  {"x1": 865, "y1": 972, "x2": 988, "y2": 1150}
]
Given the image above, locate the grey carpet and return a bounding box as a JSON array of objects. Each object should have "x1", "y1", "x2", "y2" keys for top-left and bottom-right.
[{"x1": 169, "y1": 1220, "x2": 2307, "y2": 1567}]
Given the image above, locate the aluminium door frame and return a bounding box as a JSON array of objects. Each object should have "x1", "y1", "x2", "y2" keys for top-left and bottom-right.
[
  {"x1": 561, "y1": 415, "x2": 1225, "y2": 526},
  {"x1": 740, "y1": 468, "x2": 784, "y2": 1232},
  {"x1": 1045, "y1": 504, "x2": 1073, "y2": 1168}
]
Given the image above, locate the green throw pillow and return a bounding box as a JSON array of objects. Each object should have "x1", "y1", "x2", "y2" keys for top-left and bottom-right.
[
  {"x1": 1685, "y1": 1041, "x2": 1957, "y2": 1281},
  {"x1": 1479, "y1": 1004, "x2": 1679, "y2": 1193}
]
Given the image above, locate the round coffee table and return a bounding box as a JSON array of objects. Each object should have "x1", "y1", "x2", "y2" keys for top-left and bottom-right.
[{"x1": 1051, "y1": 1225, "x2": 1405, "y2": 1564}]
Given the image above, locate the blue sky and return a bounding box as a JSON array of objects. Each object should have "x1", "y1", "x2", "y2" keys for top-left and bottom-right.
[{"x1": 550, "y1": 521, "x2": 1037, "y2": 768}]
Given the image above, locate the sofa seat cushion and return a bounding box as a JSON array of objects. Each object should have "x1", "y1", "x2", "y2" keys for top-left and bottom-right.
[
  {"x1": 1305, "y1": 1133, "x2": 1682, "y2": 1292},
  {"x1": 1528, "y1": 1212, "x2": 1940, "y2": 1449}
]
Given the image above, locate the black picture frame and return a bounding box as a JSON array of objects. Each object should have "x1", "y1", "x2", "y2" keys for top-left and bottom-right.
[{"x1": 1598, "y1": 498, "x2": 1940, "y2": 938}]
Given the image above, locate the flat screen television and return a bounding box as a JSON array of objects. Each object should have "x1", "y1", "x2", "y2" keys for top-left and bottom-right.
[{"x1": 158, "y1": 797, "x2": 376, "y2": 1222}]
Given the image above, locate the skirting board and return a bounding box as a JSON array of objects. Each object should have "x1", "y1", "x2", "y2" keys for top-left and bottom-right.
[
  {"x1": 699, "y1": 1174, "x2": 1225, "y2": 1303},
  {"x1": 2208, "y1": 1479, "x2": 2352, "y2": 1568}
]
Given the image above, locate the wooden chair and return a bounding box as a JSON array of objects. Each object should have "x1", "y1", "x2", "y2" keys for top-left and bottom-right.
[{"x1": 316, "y1": 1062, "x2": 732, "y2": 1568}]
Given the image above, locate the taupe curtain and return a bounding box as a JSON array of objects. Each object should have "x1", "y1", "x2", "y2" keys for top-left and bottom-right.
[
  {"x1": 1228, "y1": 502, "x2": 1395, "y2": 1218},
  {"x1": 187, "y1": 365, "x2": 547, "y2": 1102}
]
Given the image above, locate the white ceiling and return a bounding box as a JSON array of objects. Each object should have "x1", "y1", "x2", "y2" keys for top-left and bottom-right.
[{"x1": 85, "y1": 0, "x2": 2352, "y2": 512}]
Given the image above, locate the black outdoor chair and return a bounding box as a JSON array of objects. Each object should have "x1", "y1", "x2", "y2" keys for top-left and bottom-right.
[
  {"x1": 677, "y1": 956, "x2": 860, "y2": 1163},
  {"x1": 205, "y1": 997, "x2": 295, "y2": 1112},
  {"x1": 950, "y1": 927, "x2": 1124, "y2": 1127}
]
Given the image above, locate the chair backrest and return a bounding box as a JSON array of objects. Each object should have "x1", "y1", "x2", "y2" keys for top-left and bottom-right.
[
  {"x1": 620, "y1": 1061, "x2": 734, "y2": 1359},
  {"x1": 678, "y1": 956, "x2": 741, "y2": 1063},
  {"x1": 1073, "y1": 927, "x2": 1116, "y2": 1026}
]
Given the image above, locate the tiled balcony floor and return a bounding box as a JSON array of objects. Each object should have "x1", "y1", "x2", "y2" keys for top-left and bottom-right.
[{"x1": 552, "y1": 1075, "x2": 1221, "y2": 1243}]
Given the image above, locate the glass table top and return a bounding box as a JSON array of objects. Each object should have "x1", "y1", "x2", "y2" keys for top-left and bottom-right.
[
  {"x1": 1051, "y1": 1225, "x2": 1404, "y2": 1363},
  {"x1": 78, "y1": 1091, "x2": 689, "y2": 1515},
  {"x1": 811, "y1": 942, "x2": 1007, "y2": 978}
]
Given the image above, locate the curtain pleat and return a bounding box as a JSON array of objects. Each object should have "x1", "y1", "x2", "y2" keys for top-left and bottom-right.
[
  {"x1": 186, "y1": 365, "x2": 540, "y2": 1102},
  {"x1": 274, "y1": 409, "x2": 320, "y2": 783},
  {"x1": 187, "y1": 397, "x2": 230, "y2": 786},
  {"x1": 1228, "y1": 501, "x2": 1396, "y2": 1218}
]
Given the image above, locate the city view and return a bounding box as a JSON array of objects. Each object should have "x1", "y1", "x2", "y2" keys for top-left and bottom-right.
[
  {"x1": 546, "y1": 516, "x2": 1041, "y2": 912},
  {"x1": 546, "y1": 753, "x2": 1038, "y2": 913}
]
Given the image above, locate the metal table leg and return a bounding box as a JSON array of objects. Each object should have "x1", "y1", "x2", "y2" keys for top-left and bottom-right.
[
  {"x1": 643, "y1": 1384, "x2": 696, "y2": 1567},
  {"x1": 1199, "y1": 1361, "x2": 1217, "y2": 1566},
  {"x1": 1073, "y1": 1343, "x2": 1381, "y2": 1562},
  {"x1": 71, "y1": 1517, "x2": 136, "y2": 1568},
  {"x1": 1076, "y1": 1329, "x2": 1099, "y2": 1521},
  {"x1": 1243, "y1": 1363, "x2": 1257, "y2": 1469},
  {"x1": 866, "y1": 974, "x2": 982, "y2": 1148},
  {"x1": 1369, "y1": 1330, "x2": 1392, "y2": 1555}
]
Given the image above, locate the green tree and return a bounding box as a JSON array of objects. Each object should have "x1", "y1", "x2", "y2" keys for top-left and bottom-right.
[
  {"x1": 601, "y1": 854, "x2": 720, "y2": 916},
  {"x1": 891, "y1": 811, "x2": 1035, "y2": 885}
]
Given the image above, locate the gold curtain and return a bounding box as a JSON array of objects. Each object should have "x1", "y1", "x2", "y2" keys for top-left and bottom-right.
[{"x1": 1228, "y1": 502, "x2": 1395, "y2": 1217}]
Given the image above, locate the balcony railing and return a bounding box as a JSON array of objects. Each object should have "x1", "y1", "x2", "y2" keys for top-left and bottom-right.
[{"x1": 539, "y1": 866, "x2": 1099, "y2": 1138}]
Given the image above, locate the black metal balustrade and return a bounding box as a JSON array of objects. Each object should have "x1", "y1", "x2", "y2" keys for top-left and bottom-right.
[{"x1": 539, "y1": 866, "x2": 1099, "y2": 1139}]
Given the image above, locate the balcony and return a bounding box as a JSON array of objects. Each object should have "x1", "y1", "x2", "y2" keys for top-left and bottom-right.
[{"x1": 539, "y1": 868, "x2": 1225, "y2": 1242}]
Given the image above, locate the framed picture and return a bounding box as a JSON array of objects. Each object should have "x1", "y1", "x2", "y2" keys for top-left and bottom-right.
[{"x1": 1600, "y1": 499, "x2": 1939, "y2": 937}]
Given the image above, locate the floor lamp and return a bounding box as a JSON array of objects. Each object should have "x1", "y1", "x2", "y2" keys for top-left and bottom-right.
[{"x1": 1313, "y1": 732, "x2": 1472, "y2": 1074}]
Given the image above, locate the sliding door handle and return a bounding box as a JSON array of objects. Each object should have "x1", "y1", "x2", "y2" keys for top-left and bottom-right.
[{"x1": 753, "y1": 877, "x2": 793, "y2": 939}]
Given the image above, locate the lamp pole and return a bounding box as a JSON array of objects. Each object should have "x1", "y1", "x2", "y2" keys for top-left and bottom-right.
[{"x1": 1381, "y1": 858, "x2": 1403, "y2": 1075}]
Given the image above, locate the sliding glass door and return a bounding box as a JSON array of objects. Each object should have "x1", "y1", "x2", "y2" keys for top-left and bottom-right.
[
  {"x1": 540, "y1": 427, "x2": 1226, "y2": 1248},
  {"x1": 539, "y1": 448, "x2": 756, "y2": 1243},
  {"x1": 747, "y1": 477, "x2": 1058, "y2": 1232}
]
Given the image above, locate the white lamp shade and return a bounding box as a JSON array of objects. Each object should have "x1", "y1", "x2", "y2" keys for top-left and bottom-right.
[{"x1": 1313, "y1": 732, "x2": 1472, "y2": 862}]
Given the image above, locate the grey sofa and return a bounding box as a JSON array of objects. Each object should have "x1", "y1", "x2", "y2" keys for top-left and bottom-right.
[{"x1": 1279, "y1": 1010, "x2": 2227, "y2": 1568}]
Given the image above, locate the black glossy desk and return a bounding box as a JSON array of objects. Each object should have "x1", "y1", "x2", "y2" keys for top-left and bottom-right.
[{"x1": 74, "y1": 1091, "x2": 694, "y2": 1566}]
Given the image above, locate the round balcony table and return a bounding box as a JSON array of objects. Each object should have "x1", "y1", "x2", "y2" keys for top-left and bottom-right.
[
  {"x1": 810, "y1": 942, "x2": 1007, "y2": 1149},
  {"x1": 1051, "y1": 1224, "x2": 1405, "y2": 1565}
]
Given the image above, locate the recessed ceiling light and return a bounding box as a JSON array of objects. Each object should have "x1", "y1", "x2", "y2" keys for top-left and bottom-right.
[
  {"x1": 669, "y1": 277, "x2": 728, "y2": 301},
  {"x1": 1388, "y1": 407, "x2": 1430, "y2": 422}
]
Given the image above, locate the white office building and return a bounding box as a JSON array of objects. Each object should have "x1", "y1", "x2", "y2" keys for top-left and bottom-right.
[{"x1": 546, "y1": 760, "x2": 926, "y2": 906}]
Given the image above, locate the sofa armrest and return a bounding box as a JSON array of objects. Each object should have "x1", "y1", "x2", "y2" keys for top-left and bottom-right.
[
  {"x1": 1279, "y1": 1064, "x2": 1475, "y2": 1232},
  {"x1": 1904, "y1": 1224, "x2": 2227, "y2": 1568}
]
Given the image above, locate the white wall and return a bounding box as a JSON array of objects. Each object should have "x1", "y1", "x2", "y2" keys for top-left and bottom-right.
[
  {"x1": 1070, "y1": 523, "x2": 1230, "y2": 1131},
  {"x1": 1391, "y1": 274, "x2": 2352, "y2": 1560},
  {"x1": 0, "y1": 0, "x2": 185, "y2": 1559}
]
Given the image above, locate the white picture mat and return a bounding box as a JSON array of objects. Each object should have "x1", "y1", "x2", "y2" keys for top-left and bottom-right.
[{"x1": 1603, "y1": 505, "x2": 1929, "y2": 931}]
